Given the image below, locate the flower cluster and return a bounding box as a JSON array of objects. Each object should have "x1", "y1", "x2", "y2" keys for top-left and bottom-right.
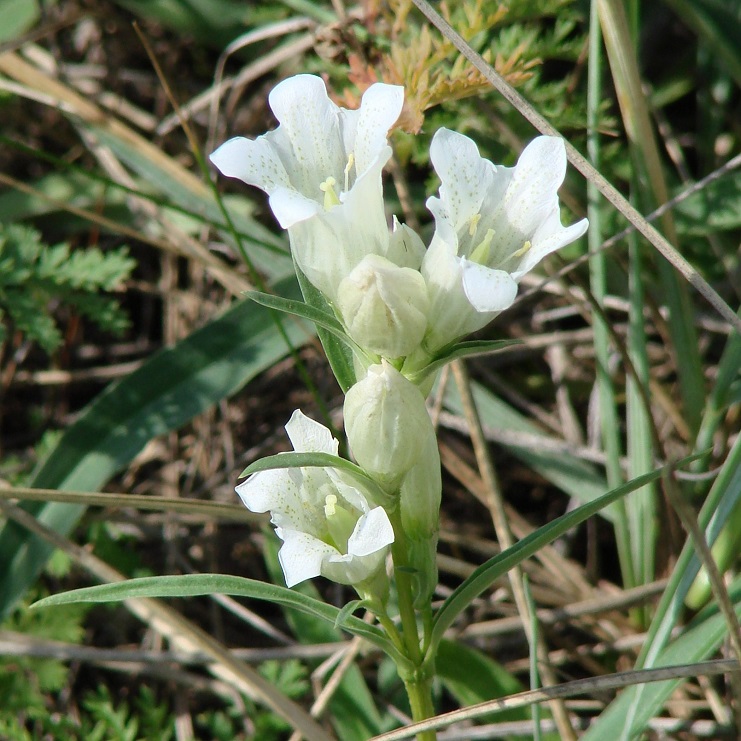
[{"x1": 212, "y1": 75, "x2": 587, "y2": 601}]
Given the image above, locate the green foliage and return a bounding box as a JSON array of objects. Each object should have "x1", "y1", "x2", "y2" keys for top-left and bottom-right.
[
  {"x1": 0, "y1": 592, "x2": 87, "y2": 717},
  {"x1": 0, "y1": 223, "x2": 135, "y2": 354}
]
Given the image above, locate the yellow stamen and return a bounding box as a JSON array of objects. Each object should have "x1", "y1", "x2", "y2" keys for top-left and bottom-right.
[
  {"x1": 344, "y1": 152, "x2": 355, "y2": 192},
  {"x1": 468, "y1": 213, "x2": 481, "y2": 237},
  {"x1": 512, "y1": 240, "x2": 532, "y2": 259},
  {"x1": 469, "y1": 228, "x2": 495, "y2": 265},
  {"x1": 324, "y1": 493, "x2": 338, "y2": 518},
  {"x1": 320, "y1": 176, "x2": 340, "y2": 210}
]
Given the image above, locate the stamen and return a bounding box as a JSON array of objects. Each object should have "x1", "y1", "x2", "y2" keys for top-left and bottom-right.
[
  {"x1": 468, "y1": 213, "x2": 481, "y2": 237},
  {"x1": 320, "y1": 176, "x2": 340, "y2": 210},
  {"x1": 344, "y1": 152, "x2": 355, "y2": 192},
  {"x1": 512, "y1": 240, "x2": 532, "y2": 259},
  {"x1": 324, "y1": 493, "x2": 338, "y2": 518},
  {"x1": 469, "y1": 228, "x2": 495, "y2": 265}
]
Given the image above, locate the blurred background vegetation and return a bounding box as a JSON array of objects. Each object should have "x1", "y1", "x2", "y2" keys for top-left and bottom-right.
[{"x1": 0, "y1": 0, "x2": 739, "y2": 738}]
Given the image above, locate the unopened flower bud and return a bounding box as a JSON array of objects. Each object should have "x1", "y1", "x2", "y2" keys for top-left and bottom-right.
[
  {"x1": 336, "y1": 254, "x2": 429, "y2": 359},
  {"x1": 344, "y1": 361, "x2": 434, "y2": 491}
]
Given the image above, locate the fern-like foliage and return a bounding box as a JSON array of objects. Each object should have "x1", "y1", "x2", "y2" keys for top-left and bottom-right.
[{"x1": 0, "y1": 223, "x2": 135, "y2": 354}]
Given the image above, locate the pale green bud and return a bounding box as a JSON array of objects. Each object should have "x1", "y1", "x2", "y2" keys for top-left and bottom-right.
[
  {"x1": 336, "y1": 254, "x2": 429, "y2": 359},
  {"x1": 344, "y1": 361, "x2": 434, "y2": 491}
]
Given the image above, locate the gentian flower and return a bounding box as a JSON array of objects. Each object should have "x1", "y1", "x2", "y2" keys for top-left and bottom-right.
[
  {"x1": 210, "y1": 74, "x2": 410, "y2": 304},
  {"x1": 421, "y1": 129, "x2": 589, "y2": 351},
  {"x1": 236, "y1": 410, "x2": 394, "y2": 588}
]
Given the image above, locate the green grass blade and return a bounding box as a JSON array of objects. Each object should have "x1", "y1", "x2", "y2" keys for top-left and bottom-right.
[
  {"x1": 0, "y1": 278, "x2": 311, "y2": 621},
  {"x1": 428, "y1": 458, "x2": 697, "y2": 659},
  {"x1": 582, "y1": 433, "x2": 741, "y2": 736},
  {"x1": 581, "y1": 575, "x2": 741, "y2": 739},
  {"x1": 587, "y1": 0, "x2": 632, "y2": 588}
]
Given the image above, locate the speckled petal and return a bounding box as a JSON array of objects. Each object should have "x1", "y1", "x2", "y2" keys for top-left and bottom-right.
[
  {"x1": 209, "y1": 136, "x2": 290, "y2": 193},
  {"x1": 276, "y1": 528, "x2": 336, "y2": 587}
]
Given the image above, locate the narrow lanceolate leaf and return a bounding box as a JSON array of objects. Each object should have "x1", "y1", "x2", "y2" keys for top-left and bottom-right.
[
  {"x1": 31, "y1": 574, "x2": 406, "y2": 666},
  {"x1": 405, "y1": 339, "x2": 520, "y2": 383},
  {"x1": 0, "y1": 277, "x2": 311, "y2": 621},
  {"x1": 239, "y1": 452, "x2": 392, "y2": 506},
  {"x1": 240, "y1": 452, "x2": 367, "y2": 479},
  {"x1": 246, "y1": 289, "x2": 365, "y2": 358},
  {"x1": 295, "y1": 265, "x2": 358, "y2": 392},
  {"x1": 427, "y1": 455, "x2": 701, "y2": 660}
]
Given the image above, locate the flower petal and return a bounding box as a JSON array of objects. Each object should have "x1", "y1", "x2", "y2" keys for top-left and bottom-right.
[
  {"x1": 351, "y1": 83, "x2": 404, "y2": 175},
  {"x1": 347, "y1": 506, "x2": 395, "y2": 558},
  {"x1": 268, "y1": 186, "x2": 321, "y2": 229},
  {"x1": 267, "y1": 74, "x2": 345, "y2": 194},
  {"x1": 461, "y1": 259, "x2": 519, "y2": 313},
  {"x1": 236, "y1": 468, "x2": 293, "y2": 515},
  {"x1": 285, "y1": 410, "x2": 339, "y2": 455},
  {"x1": 275, "y1": 528, "x2": 336, "y2": 587},
  {"x1": 429, "y1": 128, "x2": 496, "y2": 234},
  {"x1": 209, "y1": 136, "x2": 290, "y2": 193}
]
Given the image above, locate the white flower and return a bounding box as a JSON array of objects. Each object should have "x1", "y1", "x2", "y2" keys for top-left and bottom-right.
[
  {"x1": 236, "y1": 410, "x2": 394, "y2": 588},
  {"x1": 210, "y1": 74, "x2": 407, "y2": 303},
  {"x1": 422, "y1": 129, "x2": 589, "y2": 350}
]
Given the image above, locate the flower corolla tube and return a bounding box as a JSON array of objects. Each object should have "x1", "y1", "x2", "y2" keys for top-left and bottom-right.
[{"x1": 236, "y1": 410, "x2": 394, "y2": 588}]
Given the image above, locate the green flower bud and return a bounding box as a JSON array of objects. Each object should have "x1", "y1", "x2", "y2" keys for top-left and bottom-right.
[
  {"x1": 336, "y1": 254, "x2": 429, "y2": 359},
  {"x1": 344, "y1": 361, "x2": 434, "y2": 491}
]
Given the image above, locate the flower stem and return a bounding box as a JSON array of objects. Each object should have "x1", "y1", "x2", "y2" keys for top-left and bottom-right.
[{"x1": 390, "y1": 511, "x2": 437, "y2": 739}]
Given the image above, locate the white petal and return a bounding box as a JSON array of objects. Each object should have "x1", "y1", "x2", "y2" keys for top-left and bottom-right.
[
  {"x1": 285, "y1": 410, "x2": 339, "y2": 455},
  {"x1": 209, "y1": 136, "x2": 290, "y2": 193},
  {"x1": 352, "y1": 83, "x2": 404, "y2": 174},
  {"x1": 347, "y1": 506, "x2": 395, "y2": 558},
  {"x1": 268, "y1": 74, "x2": 345, "y2": 193},
  {"x1": 276, "y1": 528, "x2": 336, "y2": 587},
  {"x1": 387, "y1": 218, "x2": 426, "y2": 270},
  {"x1": 513, "y1": 214, "x2": 589, "y2": 279},
  {"x1": 430, "y1": 128, "x2": 495, "y2": 232},
  {"x1": 461, "y1": 259, "x2": 519, "y2": 313},
  {"x1": 323, "y1": 548, "x2": 388, "y2": 585},
  {"x1": 236, "y1": 468, "x2": 293, "y2": 514},
  {"x1": 268, "y1": 186, "x2": 321, "y2": 229},
  {"x1": 500, "y1": 136, "x2": 567, "y2": 238}
]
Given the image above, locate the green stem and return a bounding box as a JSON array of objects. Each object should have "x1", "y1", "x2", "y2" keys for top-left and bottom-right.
[
  {"x1": 389, "y1": 510, "x2": 437, "y2": 739},
  {"x1": 403, "y1": 674, "x2": 436, "y2": 741}
]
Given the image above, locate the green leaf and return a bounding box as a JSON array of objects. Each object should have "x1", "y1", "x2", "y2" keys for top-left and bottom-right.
[
  {"x1": 427, "y1": 456, "x2": 700, "y2": 660},
  {"x1": 0, "y1": 277, "x2": 312, "y2": 621},
  {"x1": 240, "y1": 452, "x2": 393, "y2": 507},
  {"x1": 581, "y1": 576, "x2": 741, "y2": 739},
  {"x1": 436, "y1": 640, "x2": 529, "y2": 724},
  {"x1": 246, "y1": 290, "x2": 365, "y2": 358},
  {"x1": 295, "y1": 266, "x2": 358, "y2": 392},
  {"x1": 241, "y1": 452, "x2": 365, "y2": 479},
  {"x1": 31, "y1": 573, "x2": 404, "y2": 667},
  {"x1": 406, "y1": 339, "x2": 521, "y2": 383},
  {"x1": 0, "y1": 0, "x2": 39, "y2": 43}
]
